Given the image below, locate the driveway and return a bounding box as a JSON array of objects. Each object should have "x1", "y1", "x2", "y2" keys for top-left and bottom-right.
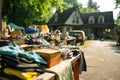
[{"x1": 80, "y1": 40, "x2": 120, "y2": 80}]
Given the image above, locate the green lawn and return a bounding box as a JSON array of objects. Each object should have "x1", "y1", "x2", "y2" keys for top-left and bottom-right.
[{"x1": 80, "y1": 40, "x2": 92, "y2": 48}]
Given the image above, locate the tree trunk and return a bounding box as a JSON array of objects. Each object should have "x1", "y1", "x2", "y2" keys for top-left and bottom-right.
[{"x1": 0, "y1": 0, "x2": 3, "y2": 33}]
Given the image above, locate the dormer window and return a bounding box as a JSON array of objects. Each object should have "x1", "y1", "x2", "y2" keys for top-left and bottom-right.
[
  {"x1": 98, "y1": 15, "x2": 104, "y2": 23},
  {"x1": 88, "y1": 16, "x2": 95, "y2": 24}
]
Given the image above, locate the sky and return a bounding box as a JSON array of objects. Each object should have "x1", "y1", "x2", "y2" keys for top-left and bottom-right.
[{"x1": 78, "y1": 0, "x2": 119, "y2": 19}]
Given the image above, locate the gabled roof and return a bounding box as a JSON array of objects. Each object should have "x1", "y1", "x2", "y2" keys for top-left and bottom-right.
[
  {"x1": 81, "y1": 11, "x2": 115, "y2": 27},
  {"x1": 48, "y1": 6, "x2": 79, "y2": 26}
]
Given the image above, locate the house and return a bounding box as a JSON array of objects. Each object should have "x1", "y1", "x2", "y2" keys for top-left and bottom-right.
[
  {"x1": 48, "y1": 6, "x2": 116, "y2": 39},
  {"x1": 81, "y1": 11, "x2": 116, "y2": 39},
  {"x1": 48, "y1": 6, "x2": 84, "y2": 33}
]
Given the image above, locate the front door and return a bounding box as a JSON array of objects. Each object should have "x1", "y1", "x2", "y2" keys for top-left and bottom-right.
[{"x1": 94, "y1": 28, "x2": 101, "y2": 39}]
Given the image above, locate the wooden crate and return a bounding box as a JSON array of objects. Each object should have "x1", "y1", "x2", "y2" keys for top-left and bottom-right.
[
  {"x1": 35, "y1": 49, "x2": 61, "y2": 68},
  {"x1": 12, "y1": 39, "x2": 25, "y2": 45}
]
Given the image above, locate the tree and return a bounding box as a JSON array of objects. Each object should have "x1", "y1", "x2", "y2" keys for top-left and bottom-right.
[
  {"x1": 21, "y1": 0, "x2": 64, "y2": 25},
  {"x1": 0, "y1": 0, "x2": 2, "y2": 33},
  {"x1": 115, "y1": 0, "x2": 120, "y2": 26},
  {"x1": 115, "y1": 0, "x2": 120, "y2": 8},
  {"x1": 80, "y1": 7, "x2": 99, "y2": 13},
  {"x1": 115, "y1": 0, "x2": 120, "y2": 19},
  {"x1": 2, "y1": 0, "x2": 64, "y2": 26},
  {"x1": 63, "y1": 0, "x2": 78, "y2": 9},
  {"x1": 87, "y1": 0, "x2": 99, "y2": 10},
  {"x1": 80, "y1": 0, "x2": 100, "y2": 13},
  {"x1": 76, "y1": 2, "x2": 83, "y2": 9}
]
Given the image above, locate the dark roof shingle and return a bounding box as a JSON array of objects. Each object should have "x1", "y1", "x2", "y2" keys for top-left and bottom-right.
[
  {"x1": 81, "y1": 11, "x2": 114, "y2": 25},
  {"x1": 48, "y1": 6, "x2": 79, "y2": 26}
]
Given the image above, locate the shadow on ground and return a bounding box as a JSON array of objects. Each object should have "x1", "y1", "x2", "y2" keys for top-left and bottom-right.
[{"x1": 108, "y1": 43, "x2": 120, "y2": 54}]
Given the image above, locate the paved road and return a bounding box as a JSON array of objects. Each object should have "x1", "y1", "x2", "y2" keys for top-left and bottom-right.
[{"x1": 79, "y1": 40, "x2": 120, "y2": 80}]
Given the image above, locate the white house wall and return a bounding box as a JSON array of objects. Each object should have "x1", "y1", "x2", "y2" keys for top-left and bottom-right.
[
  {"x1": 57, "y1": 26, "x2": 72, "y2": 33},
  {"x1": 63, "y1": 26, "x2": 72, "y2": 32},
  {"x1": 65, "y1": 10, "x2": 83, "y2": 25}
]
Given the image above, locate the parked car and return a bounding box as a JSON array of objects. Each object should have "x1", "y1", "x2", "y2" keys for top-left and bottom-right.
[{"x1": 69, "y1": 30, "x2": 86, "y2": 43}]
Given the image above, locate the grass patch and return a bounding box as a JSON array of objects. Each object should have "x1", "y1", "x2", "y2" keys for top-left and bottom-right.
[
  {"x1": 80, "y1": 40, "x2": 92, "y2": 48},
  {"x1": 105, "y1": 39, "x2": 117, "y2": 42}
]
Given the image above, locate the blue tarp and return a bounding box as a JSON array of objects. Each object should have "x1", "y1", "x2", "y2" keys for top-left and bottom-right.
[
  {"x1": 9, "y1": 23, "x2": 24, "y2": 30},
  {"x1": 25, "y1": 27, "x2": 38, "y2": 34}
]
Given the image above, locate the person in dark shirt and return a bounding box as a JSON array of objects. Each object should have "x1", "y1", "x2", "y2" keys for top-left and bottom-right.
[{"x1": 116, "y1": 35, "x2": 120, "y2": 46}]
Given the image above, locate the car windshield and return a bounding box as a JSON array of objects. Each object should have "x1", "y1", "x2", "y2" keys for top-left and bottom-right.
[{"x1": 69, "y1": 32, "x2": 82, "y2": 36}]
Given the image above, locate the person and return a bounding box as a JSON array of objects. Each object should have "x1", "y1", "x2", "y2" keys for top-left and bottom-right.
[
  {"x1": 116, "y1": 32, "x2": 120, "y2": 46},
  {"x1": 54, "y1": 30, "x2": 61, "y2": 46},
  {"x1": 61, "y1": 32, "x2": 68, "y2": 45},
  {"x1": 100, "y1": 32, "x2": 106, "y2": 41},
  {"x1": 116, "y1": 29, "x2": 120, "y2": 46}
]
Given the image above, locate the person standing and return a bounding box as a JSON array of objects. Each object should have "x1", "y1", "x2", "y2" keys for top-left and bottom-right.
[
  {"x1": 54, "y1": 30, "x2": 61, "y2": 46},
  {"x1": 116, "y1": 32, "x2": 120, "y2": 46},
  {"x1": 117, "y1": 36, "x2": 120, "y2": 46}
]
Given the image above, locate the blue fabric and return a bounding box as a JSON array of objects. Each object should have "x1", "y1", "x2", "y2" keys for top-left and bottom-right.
[
  {"x1": 18, "y1": 51, "x2": 47, "y2": 64},
  {"x1": 38, "y1": 37, "x2": 50, "y2": 46},
  {"x1": 0, "y1": 45, "x2": 24, "y2": 57},
  {"x1": 25, "y1": 27, "x2": 38, "y2": 34},
  {"x1": 0, "y1": 45, "x2": 47, "y2": 64}
]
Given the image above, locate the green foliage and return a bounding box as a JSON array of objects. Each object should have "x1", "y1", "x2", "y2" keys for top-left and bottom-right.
[
  {"x1": 2, "y1": 0, "x2": 64, "y2": 26},
  {"x1": 80, "y1": 7, "x2": 99, "y2": 13},
  {"x1": 115, "y1": 0, "x2": 120, "y2": 8},
  {"x1": 79, "y1": 0, "x2": 100, "y2": 13},
  {"x1": 87, "y1": 0, "x2": 99, "y2": 10},
  {"x1": 22, "y1": 0, "x2": 63, "y2": 25},
  {"x1": 115, "y1": 17, "x2": 120, "y2": 26},
  {"x1": 64, "y1": 0, "x2": 77, "y2": 4},
  {"x1": 77, "y1": 2, "x2": 83, "y2": 9},
  {"x1": 63, "y1": 0, "x2": 78, "y2": 9},
  {"x1": 115, "y1": 0, "x2": 120, "y2": 26}
]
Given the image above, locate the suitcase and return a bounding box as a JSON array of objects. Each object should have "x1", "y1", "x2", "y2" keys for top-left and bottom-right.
[{"x1": 35, "y1": 49, "x2": 61, "y2": 68}]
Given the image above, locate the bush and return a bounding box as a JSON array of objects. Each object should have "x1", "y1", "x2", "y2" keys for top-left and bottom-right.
[{"x1": 105, "y1": 34, "x2": 113, "y2": 40}]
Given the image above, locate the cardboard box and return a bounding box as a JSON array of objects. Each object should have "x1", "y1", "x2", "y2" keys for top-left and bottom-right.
[{"x1": 35, "y1": 49, "x2": 61, "y2": 68}]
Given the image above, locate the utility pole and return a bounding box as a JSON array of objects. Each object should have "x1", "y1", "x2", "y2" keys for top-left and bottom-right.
[{"x1": 0, "y1": 0, "x2": 3, "y2": 33}]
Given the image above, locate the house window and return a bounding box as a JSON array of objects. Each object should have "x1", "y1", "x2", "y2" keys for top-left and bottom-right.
[
  {"x1": 98, "y1": 15, "x2": 104, "y2": 23},
  {"x1": 105, "y1": 28, "x2": 110, "y2": 32},
  {"x1": 88, "y1": 16, "x2": 95, "y2": 24},
  {"x1": 72, "y1": 15, "x2": 76, "y2": 23},
  {"x1": 76, "y1": 16, "x2": 79, "y2": 23},
  {"x1": 55, "y1": 13, "x2": 58, "y2": 22},
  {"x1": 72, "y1": 14, "x2": 79, "y2": 24}
]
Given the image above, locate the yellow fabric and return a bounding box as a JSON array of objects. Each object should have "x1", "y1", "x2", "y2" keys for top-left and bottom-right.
[
  {"x1": 41, "y1": 25, "x2": 48, "y2": 31},
  {"x1": 4, "y1": 68, "x2": 38, "y2": 80}
]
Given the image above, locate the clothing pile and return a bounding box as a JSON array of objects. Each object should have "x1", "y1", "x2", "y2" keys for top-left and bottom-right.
[
  {"x1": 46, "y1": 48, "x2": 87, "y2": 80},
  {"x1": 0, "y1": 39, "x2": 10, "y2": 47},
  {"x1": 0, "y1": 44, "x2": 47, "y2": 80},
  {"x1": 25, "y1": 36, "x2": 50, "y2": 47},
  {"x1": 59, "y1": 46, "x2": 87, "y2": 73},
  {"x1": 46, "y1": 60, "x2": 74, "y2": 80}
]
